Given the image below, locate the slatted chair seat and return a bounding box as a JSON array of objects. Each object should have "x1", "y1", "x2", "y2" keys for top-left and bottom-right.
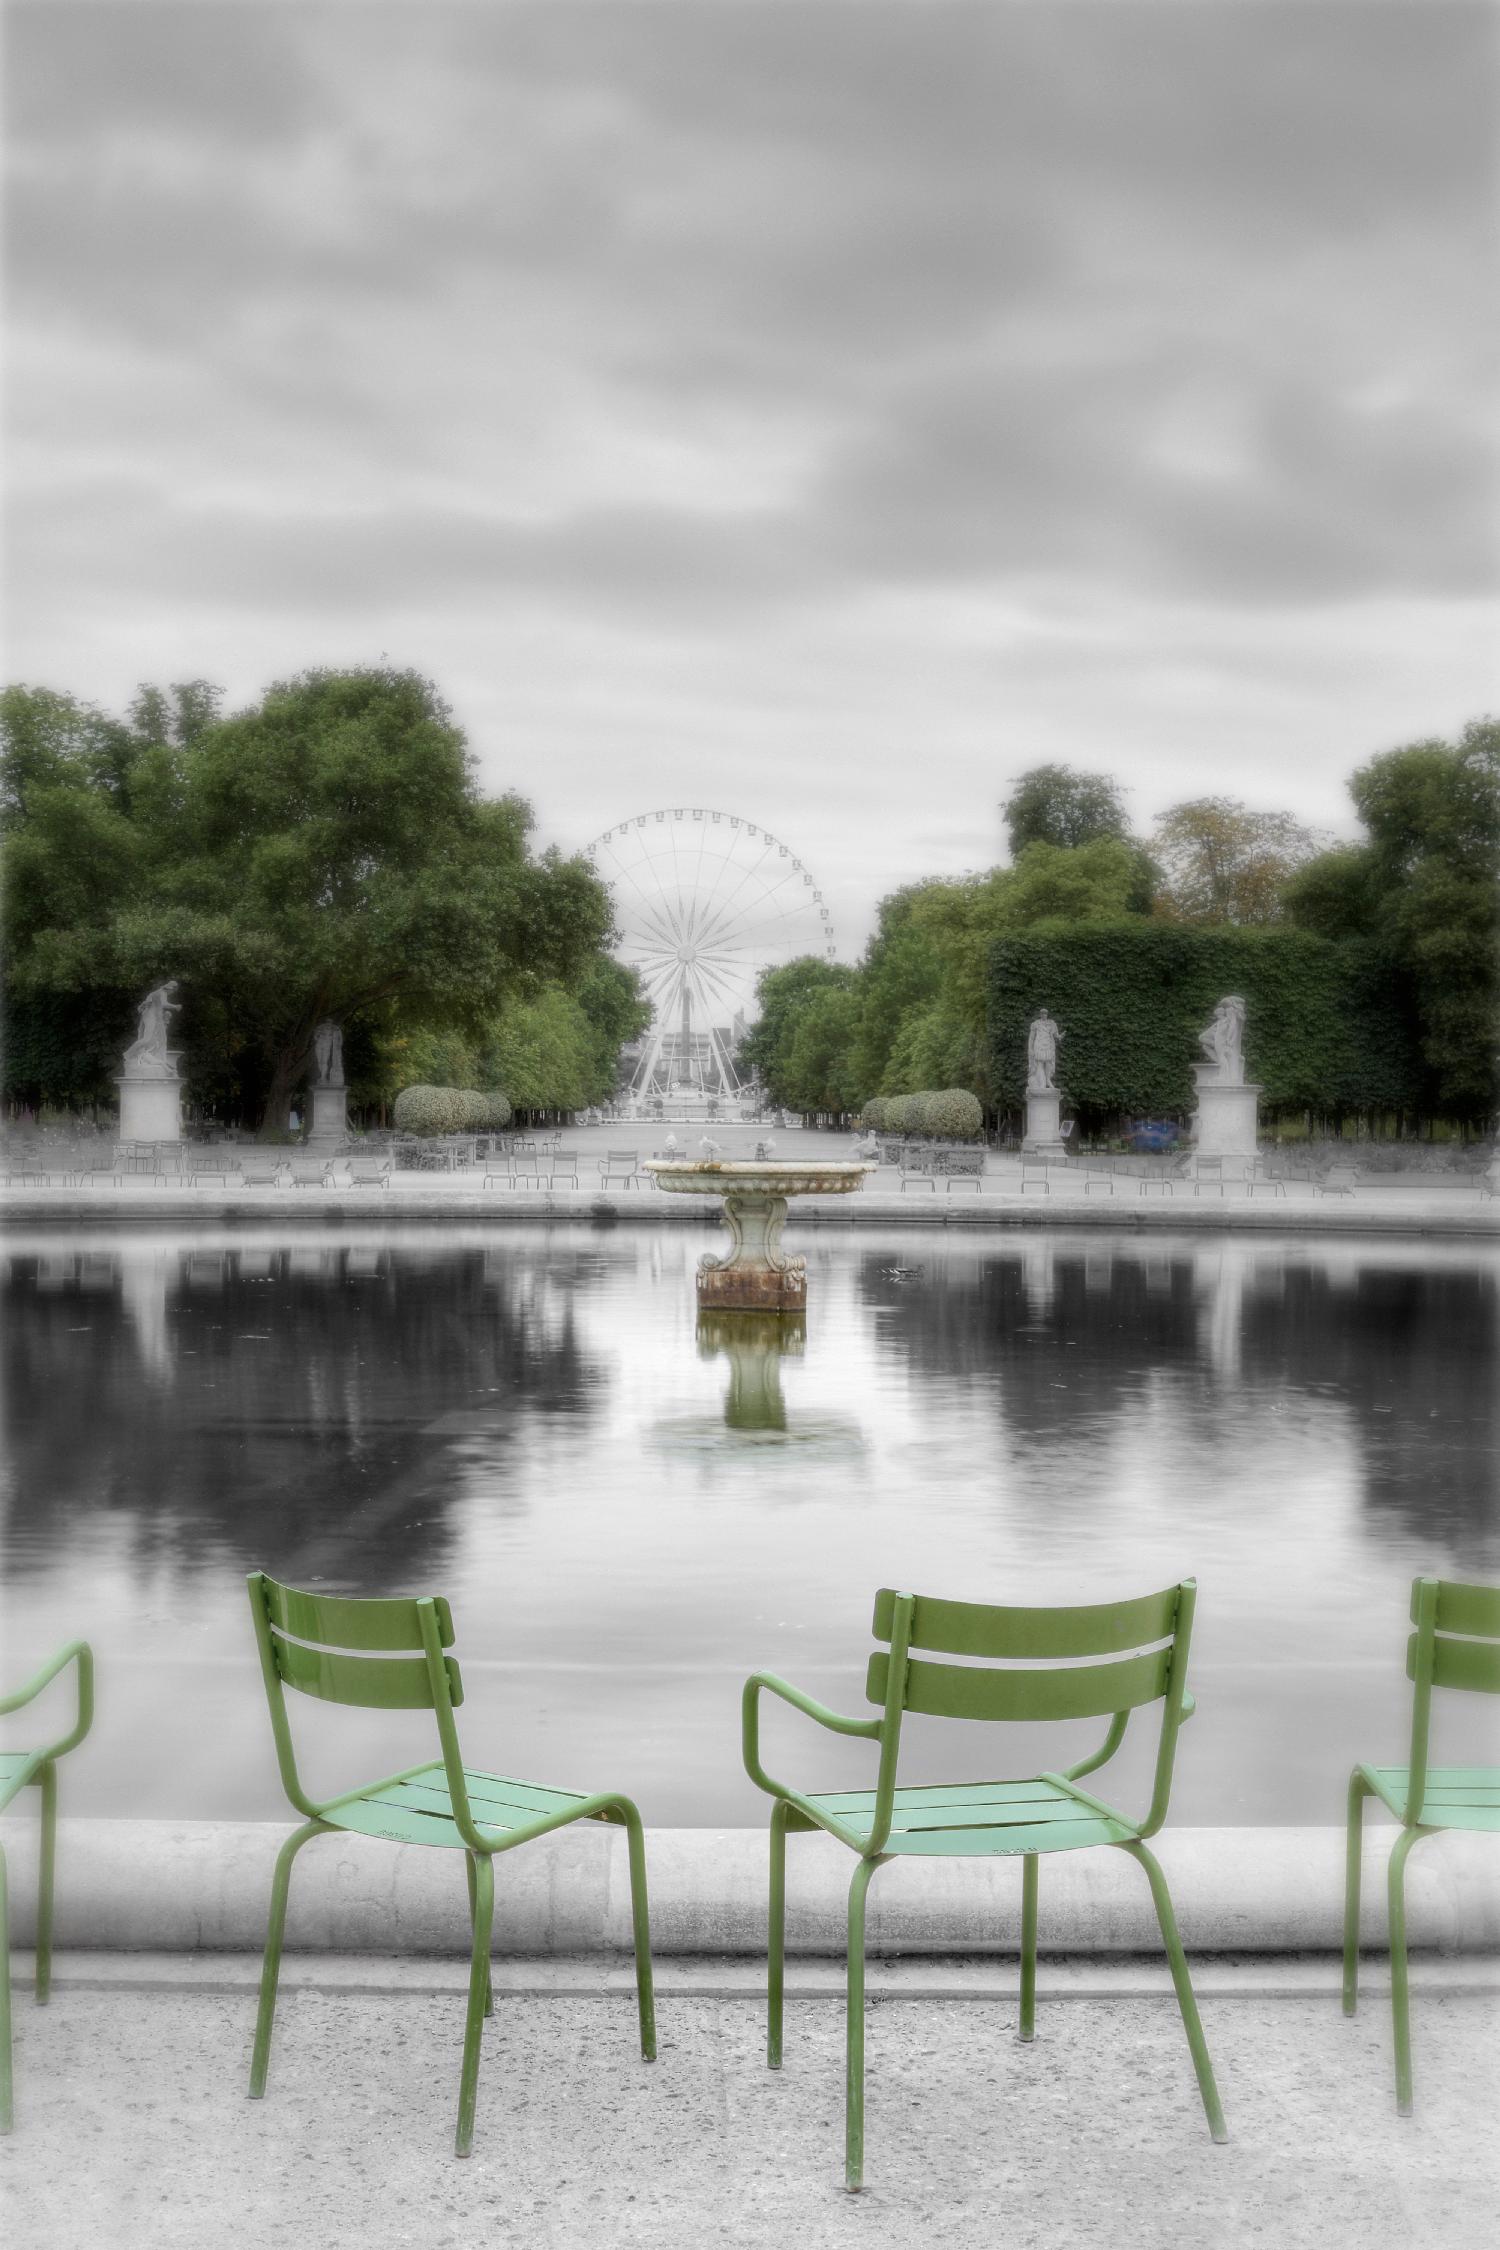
[
  {"x1": 0, "y1": 1747, "x2": 45, "y2": 1806},
  {"x1": 1357, "y1": 1764, "x2": 1500, "y2": 1832},
  {"x1": 320, "y1": 1763, "x2": 614, "y2": 1848},
  {"x1": 246, "y1": 1573, "x2": 655, "y2": 2156},
  {"x1": 795, "y1": 1776, "x2": 1139, "y2": 1856}
]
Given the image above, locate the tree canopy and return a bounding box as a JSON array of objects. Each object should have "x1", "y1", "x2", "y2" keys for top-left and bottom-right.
[
  {"x1": 2, "y1": 669, "x2": 620, "y2": 1127},
  {"x1": 1151, "y1": 797, "x2": 1325, "y2": 925},
  {"x1": 1001, "y1": 764, "x2": 1131, "y2": 855}
]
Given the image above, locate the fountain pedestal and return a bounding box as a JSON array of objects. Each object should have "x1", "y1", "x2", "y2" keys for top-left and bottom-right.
[{"x1": 644, "y1": 1159, "x2": 875, "y2": 1309}]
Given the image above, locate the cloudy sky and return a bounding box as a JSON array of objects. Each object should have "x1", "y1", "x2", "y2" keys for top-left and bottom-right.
[{"x1": 5, "y1": 0, "x2": 1496, "y2": 952}]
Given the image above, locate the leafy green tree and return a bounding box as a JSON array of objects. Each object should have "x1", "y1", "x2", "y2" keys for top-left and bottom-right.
[
  {"x1": 778, "y1": 985, "x2": 864, "y2": 1118},
  {"x1": 574, "y1": 958, "x2": 650, "y2": 1098},
  {"x1": 1001, "y1": 764, "x2": 1132, "y2": 855},
  {"x1": 2, "y1": 669, "x2": 616, "y2": 1130},
  {"x1": 739, "y1": 957, "x2": 859, "y2": 1105},
  {"x1": 1153, "y1": 798, "x2": 1324, "y2": 925},
  {"x1": 1286, "y1": 720, "x2": 1499, "y2": 1115}
]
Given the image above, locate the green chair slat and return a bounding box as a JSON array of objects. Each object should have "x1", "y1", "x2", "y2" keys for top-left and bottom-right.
[
  {"x1": 1419, "y1": 1580, "x2": 1500, "y2": 1639},
  {"x1": 262, "y1": 1581, "x2": 456, "y2": 1651},
  {"x1": 395, "y1": 1770, "x2": 590, "y2": 1822},
  {"x1": 269, "y1": 1631, "x2": 464, "y2": 1711},
  {"x1": 1407, "y1": 1633, "x2": 1500, "y2": 1695},
  {"x1": 811, "y1": 1777, "x2": 1076, "y2": 1814},
  {"x1": 872, "y1": 1584, "x2": 1179, "y2": 1659},
  {"x1": 877, "y1": 1814, "x2": 1135, "y2": 1858},
  {"x1": 324, "y1": 1794, "x2": 473, "y2": 1848},
  {"x1": 0, "y1": 1749, "x2": 42, "y2": 1813},
  {"x1": 868, "y1": 1644, "x2": 1172, "y2": 1723}
]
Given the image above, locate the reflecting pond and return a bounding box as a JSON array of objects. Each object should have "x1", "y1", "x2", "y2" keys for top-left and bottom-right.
[{"x1": 3, "y1": 1225, "x2": 1496, "y2": 1827}]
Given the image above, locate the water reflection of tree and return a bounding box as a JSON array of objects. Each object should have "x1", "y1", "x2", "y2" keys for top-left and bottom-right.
[
  {"x1": 1, "y1": 1244, "x2": 615, "y2": 1588},
  {"x1": 859, "y1": 1246, "x2": 1497, "y2": 1552}
]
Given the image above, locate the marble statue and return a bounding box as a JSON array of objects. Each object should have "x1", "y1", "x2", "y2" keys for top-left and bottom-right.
[
  {"x1": 1026, "y1": 1010, "x2": 1061, "y2": 1095},
  {"x1": 123, "y1": 981, "x2": 183, "y2": 1078},
  {"x1": 1197, "y1": 997, "x2": 1246, "y2": 1085},
  {"x1": 312, "y1": 1020, "x2": 344, "y2": 1087}
]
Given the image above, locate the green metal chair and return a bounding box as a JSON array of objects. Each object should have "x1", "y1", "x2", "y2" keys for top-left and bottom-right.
[
  {"x1": 247, "y1": 1572, "x2": 656, "y2": 2155},
  {"x1": 0, "y1": 1640, "x2": 94, "y2": 2132},
  {"x1": 1343, "y1": 1574, "x2": 1500, "y2": 2111},
  {"x1": 743, "y1": 1580, "x2": 1225, "y2": 2191}
]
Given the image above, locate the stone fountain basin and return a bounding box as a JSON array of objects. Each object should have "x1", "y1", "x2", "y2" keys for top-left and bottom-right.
[{"x1": 642, "y1": 1160, "x2": 876, "y2": 1196}]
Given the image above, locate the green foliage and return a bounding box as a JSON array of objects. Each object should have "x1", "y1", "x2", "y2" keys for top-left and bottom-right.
[
  {"x1": 1, "y1": 669, "x2": 619, "y2": 1129},
  {"x1": 987, "y1": 925, "x2": 1425, "y2": 1130},
  {"x1": 1152, "y1": 798, "x2": 1325, "y2": 925},
  {"x1": 392, "y1": 1084, "x2": 470, "y2": 1135},
  {"x1": 1286, "y1": 722, "x2": 1498, "y2": 1117},
  {"x1": 1002, "y1": 764, "x2": 1131, "y2": 854},
  {"x1": 918, "y1": 1088, "x2": 985, "y2": 1140},
  {"x1": 740, "y1": 957, "x2": 860, "y2": 1109}
]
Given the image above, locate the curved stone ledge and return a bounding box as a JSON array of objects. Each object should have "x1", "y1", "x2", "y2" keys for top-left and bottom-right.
[{"x1": 2, "y1": 1821, "x2": 1495, "y2": 1956}]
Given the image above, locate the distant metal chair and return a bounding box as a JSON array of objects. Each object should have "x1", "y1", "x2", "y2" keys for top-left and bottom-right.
[
  {"x1": 1319, "y1": 1164, "x2": 1360, "y2": 1197},
  {"x1": 1343, "y1": 1575, "x2": 1500, "y2": 2112},
  {"x1": 599, "y1": 1150, "x2": 640, "y2": 1189},
  {"x1": 0, "y1": 1641, "x2": 94, "y2": 2131},
  {"x1": 744, "y1": 1581, "x2": 1225, "y2": 2191},
  {"x1": 1019, "y1": 1155, "x2": 1054, "y2": 1195},
  {"x1": 246, "y1": 1572, "x2": 656, "y2": 2156}
]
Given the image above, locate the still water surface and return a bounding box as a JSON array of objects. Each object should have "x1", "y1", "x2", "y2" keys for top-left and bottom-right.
[{"x1": 4, "y1": 1225, "x2": 1496, "y2": 1827}]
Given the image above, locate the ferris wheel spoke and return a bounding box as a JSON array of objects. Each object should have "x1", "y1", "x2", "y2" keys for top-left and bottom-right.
[
  {"x1": 693, "y1": 865, "x2": 807, "y2": 952},
  {"x1": 688, "y1": 846, "x2": 785, "y2": 952}
]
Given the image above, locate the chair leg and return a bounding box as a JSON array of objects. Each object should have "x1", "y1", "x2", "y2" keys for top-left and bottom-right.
[
  {"x1": 1343, "y1": 1771, "x2": 1372, "y2": 2015},
  {"x1": 845, "y1": 1856, "x2": 881, "y2": 2194},
  {"x1": 464, "y1": 1853, "x2": 494, "y2": 2017},
  {"x1": 1122, "y1": 1842, "x2": 1227, "y2": 2143},
  {"x1": 768, "y1": 1801, "x2": 789, "y2": 2068},
  {"x1": 1019, "y1": 1851, "x2": 1039, "y2": 2042},
  {"x1": 1388, "y1": 1827, "x2": 1423, "y2": 2116},
  {"x1": 456, "y1": 1852, "x2": 495, "y2": 2157},
  {"x1": 616, "y1": 1799, "x2": 657, "y2": 2063},
  {"x1": 249, "y1": 1819, "x2": 323, "y2": 2098},
  {"x1": 0, "y1": 1841, "x2": 12, "y2": 2133},
  {"x1": 35, "y1": 1763, "x2": 57, "y2": 2005}
]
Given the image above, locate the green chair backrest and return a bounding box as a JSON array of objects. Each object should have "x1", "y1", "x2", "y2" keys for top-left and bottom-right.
[
  {"x1": 864, "y1": 1582, "x2": 1195, "y2": 1847},
  {"x1": 247, "y1": 1572, "x2": 470, "y2": 1824},
  {"x1": 1405, "y1": 1576, "x2": 1500, "y2": 1823}
]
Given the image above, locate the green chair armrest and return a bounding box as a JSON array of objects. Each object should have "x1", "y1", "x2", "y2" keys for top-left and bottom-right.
[
  {"x1": 0, "y1": 1640, "x2": 94, "y2": 1760},
  {"x1": 742, "y1": 1670, "x2": 882, "y2": 1803}
]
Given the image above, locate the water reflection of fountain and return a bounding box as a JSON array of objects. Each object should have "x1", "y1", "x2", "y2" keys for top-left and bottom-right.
[{"x1": 645, "y1": 1308, "x2": 866, "y2": 1455}]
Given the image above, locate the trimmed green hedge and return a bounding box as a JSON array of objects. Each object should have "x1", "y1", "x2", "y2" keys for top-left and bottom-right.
[
  {"x1": 987, "y1": 926, "x2": 1424, "y2": 1125},
  {"x1": 861, "y1": 1087, "x2": 984, "y2": 1140},
  {"x1": 393, "y1": 1084, "x2": 512, "y2": 1135}
]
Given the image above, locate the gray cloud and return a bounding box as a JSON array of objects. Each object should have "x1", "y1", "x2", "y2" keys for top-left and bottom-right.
[{"x1": 4, "y1": 1, "x2": 1497, "y2": 942}]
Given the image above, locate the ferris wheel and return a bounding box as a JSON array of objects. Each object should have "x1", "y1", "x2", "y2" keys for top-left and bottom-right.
[{"x1": 584, "y1": 807, "x2": 837, "y2": 1095}]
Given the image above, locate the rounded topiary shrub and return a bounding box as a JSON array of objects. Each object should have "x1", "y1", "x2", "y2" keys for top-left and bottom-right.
[
  {"x1": 923, "y1": 1088, "x2": 984, "y2": 1141},
  {"x1": 393, "y1": 1083, "x2": 466, "y2": 1136},
  {"x1": 861, "y1": 1096, "x2": 887, "y2": 1133},
  {"x1": 480, "y1": 1090, "x2": 512, "y2": 1129}
]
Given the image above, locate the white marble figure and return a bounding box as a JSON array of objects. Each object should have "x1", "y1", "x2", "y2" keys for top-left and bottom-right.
[
  {"x1": 312, "y1": 1020, "x2": 344, "y2": 1087},
  {"x1": 1026, "y1": 1010, "x2": 1062, "y2": 1095},
  {"x1": 1197, "y1": 996, "x2": 1247, "y2": 1085},
  {"x1": 123, "y1": 981, "x2": 183, "y2": 1077}
]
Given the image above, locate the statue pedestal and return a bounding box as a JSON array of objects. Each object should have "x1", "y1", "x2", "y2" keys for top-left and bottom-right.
[
  {"x1": 116, "y1": 1073, "x2": 182, "y2": 1143},
  {"x1": 306, "y1": 1082, "x2": 348, "y2": 1150},
  {"x1": 1191, "y1": 1073, "x2": 1262, "y2": 1159},
  {"x1": 1022, "y1": 1089, "x2": 1067, "y2": 1158}
]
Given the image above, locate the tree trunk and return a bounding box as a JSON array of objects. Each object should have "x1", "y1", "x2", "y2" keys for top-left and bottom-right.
[{"x1": 259, "y1": 1038, "x2": 311, "y2": 1138}]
